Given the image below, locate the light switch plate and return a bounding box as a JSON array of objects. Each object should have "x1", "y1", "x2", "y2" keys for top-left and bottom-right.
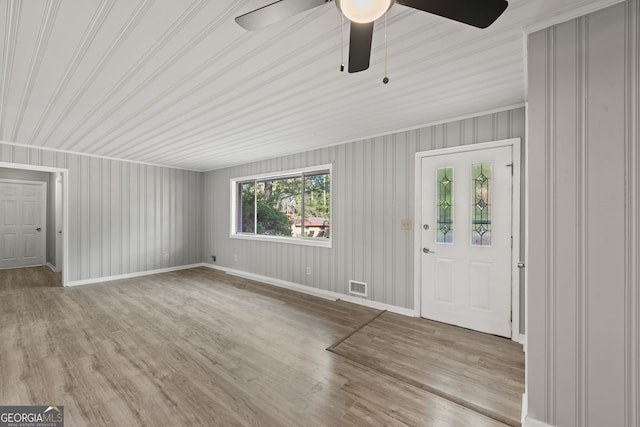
[{"x1": 401, "y1": 219, "x2": 412, "y2": 230}]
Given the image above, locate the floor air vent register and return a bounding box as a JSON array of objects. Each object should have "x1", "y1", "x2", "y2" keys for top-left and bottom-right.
[{"x1": 349, "y1": 280, "x2": 367, "y2": 297}]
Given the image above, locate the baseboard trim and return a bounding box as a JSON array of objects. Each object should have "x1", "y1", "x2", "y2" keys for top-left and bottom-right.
[
  {"x1": 66, "y1": 262, "x2": 418, "y2": 317},
  {"x1": 217, "y1": 265, "x2": 337, "y2": 302},
  {"x1": 202, "y1": 263, "x2": 416, "y2": 317},
  {"x1": 46, "y1": 262, "x2": 57, "y2": 273},
  {"x1": 0, "y1": 263, "x2": 44, "y2": 270},
  {"x1": 66, "y1": 263, "x2": 203, "y2": 287},
  {"x1": 339, "y1": 293, "x2": 416, "y2": 317},
  {"x1": 524, "y1": 416, "x2": 554, "y2": 427}
]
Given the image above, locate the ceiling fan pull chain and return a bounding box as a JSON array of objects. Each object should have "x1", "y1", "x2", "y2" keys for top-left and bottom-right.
[
  {"x1": 340, "y1": 13, "x2": 345, "y2": 72},
  {"x1": 383, "y1": 11, "x2": 389, "y2": 84}
]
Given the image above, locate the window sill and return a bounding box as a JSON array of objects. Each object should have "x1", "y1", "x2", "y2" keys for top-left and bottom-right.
[{"x1": 230, "y1": 233, "x2": 332, "y2": 248}]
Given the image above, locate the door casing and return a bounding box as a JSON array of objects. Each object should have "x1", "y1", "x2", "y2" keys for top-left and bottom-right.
[
  {"x1": 0, "y1": 162, "x2": 69, "y2": 286},
  {"x1": 414, "y1": 138, "x2": 522, "y2": 341}
]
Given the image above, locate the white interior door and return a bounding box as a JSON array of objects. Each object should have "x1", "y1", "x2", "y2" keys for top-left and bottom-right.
[
  {"x1": 0, "y1": 181, "x2": 46, "y2": 269},
  {"x1": 420, "y1": 145, "x2": 513, "y2": 337}
]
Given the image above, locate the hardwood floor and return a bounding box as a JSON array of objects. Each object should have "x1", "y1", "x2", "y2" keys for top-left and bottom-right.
[
  {"x1": 0, "y1": 267, "x2": 516, "y2": 426},
  {"x1": 0, "y1": 266, "x2": 61, "y2": 291},
  {"x1": 328, "y1": 312, "x2": 525, "y2": 426}
]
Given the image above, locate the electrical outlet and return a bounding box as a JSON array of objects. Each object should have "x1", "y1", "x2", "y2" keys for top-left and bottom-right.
[
  {"x1": 234, "y1": 254, "x2": 238, "y2": 262},
  {"x1": 401, "y1": 219, "x2": 412, "y2": 230},
  {"x1": 164, "y1": 253, "x2": 169, "y2": 261},
  {"x1": 306, "y1": 267, "x2": 312, "y2": 275}
]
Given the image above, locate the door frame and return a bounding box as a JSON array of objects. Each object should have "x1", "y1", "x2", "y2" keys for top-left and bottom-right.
[
  {"x1": 413, "y1": 138, "x2": 522, "y2": 341},
  {"x1": 54, "y1": 173, "x2": 63, "y2": 273},
  {"x1": 0, "y1": 162, "x2": 69, "y2": 286},
  {"x1": 0, "y1": 179, "x2": 47, "y2": 268}
]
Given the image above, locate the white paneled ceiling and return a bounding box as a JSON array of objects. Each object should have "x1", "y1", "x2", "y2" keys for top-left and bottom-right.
[{"x1": 0, "y1": 0, "x2": 620, "y2": 170}]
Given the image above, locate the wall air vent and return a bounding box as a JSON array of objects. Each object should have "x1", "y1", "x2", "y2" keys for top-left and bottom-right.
[{"x1": 349, "y1": 280, "x2": 367, "y2": 297}]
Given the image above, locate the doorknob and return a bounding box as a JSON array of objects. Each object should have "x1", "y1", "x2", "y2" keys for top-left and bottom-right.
[
  {"x1": 36, "y1": 227, "x2": 42, "y2": 232},
  {"x1": 423, "y1": 248, "x2": 435, "y2": 254}
]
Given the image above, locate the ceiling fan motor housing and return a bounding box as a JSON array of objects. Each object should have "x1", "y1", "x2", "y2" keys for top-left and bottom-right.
[{"x1": 335, "y1": 0, "x2": 395, "y2": 23}]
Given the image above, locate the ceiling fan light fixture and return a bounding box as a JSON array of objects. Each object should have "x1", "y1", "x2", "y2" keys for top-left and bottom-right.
[{"x1": 337, "y1": 0, "x2": 393, "y2": 24}]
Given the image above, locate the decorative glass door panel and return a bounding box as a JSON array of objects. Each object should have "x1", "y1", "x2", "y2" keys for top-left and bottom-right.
[
  {"x1": 436, "y1": 167, "x2": 454, "y2": 244},
  {"x1": 472, "y1": 163, "x2": 492, "y2": 246},
  {"x1": 420, "y1": 146, "x2": 513, "y2": 338}
]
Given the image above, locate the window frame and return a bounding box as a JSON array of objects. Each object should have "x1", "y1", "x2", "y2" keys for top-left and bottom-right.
[{"x1": 229, "y1": 164, "x2": 333, "y2": 248}]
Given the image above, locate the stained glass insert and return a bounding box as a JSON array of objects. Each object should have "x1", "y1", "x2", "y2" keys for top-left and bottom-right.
[
  {"x1": 436, "y1": 167, "x2": 454, "y2": 244},
  {"x1": 472, "y1": 163, "x2": 492, "y2": 246}
]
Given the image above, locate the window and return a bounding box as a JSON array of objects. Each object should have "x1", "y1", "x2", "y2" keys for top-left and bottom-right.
[
  {"x1": 231, "y1": 165, "x2": 331, "y2": 247},
  {"x1": 471, "y1": 162, "x2": 492, "y2": 246},
  {"x1": 436, "y1": 167, "x2": 454, "y2": 244}
]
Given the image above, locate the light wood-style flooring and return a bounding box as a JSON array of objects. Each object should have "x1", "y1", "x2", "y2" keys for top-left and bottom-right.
[
  {"x1": 0, "y1": 267, "x2": 521, "y2": 426},
  {"x1": 0, "y1": 265, "x2": 61, "y2": 291},
  {"x1": 328, "y1": 312, "x2": 525, "y2": 426}
]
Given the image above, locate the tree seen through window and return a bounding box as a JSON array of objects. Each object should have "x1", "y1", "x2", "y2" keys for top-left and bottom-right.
[{"x1": 236, "y1": 170, "x2": 330, "y2": 239}]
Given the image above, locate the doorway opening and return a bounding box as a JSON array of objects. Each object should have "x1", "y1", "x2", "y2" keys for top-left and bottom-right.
[
  {"x1": 414, "y1": 138, "x2": 522, "y2": 340},
  {"x1": 0, "y1": 162, "x2": 69, "y2": 286}
]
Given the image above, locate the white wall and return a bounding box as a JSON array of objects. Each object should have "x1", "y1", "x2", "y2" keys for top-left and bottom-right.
[
  {"x1": 0, "y1": 143, "x2": 203, "y2": 282},
  {"x1": 527, "y1": 1, "x2": 639, "y2": 426},
  {"x1": 0, "y1": 167, "x2": 49, "y2": 182},
  {"x1": 204, "y1": 107, "x2": 525, "y2": 312}
]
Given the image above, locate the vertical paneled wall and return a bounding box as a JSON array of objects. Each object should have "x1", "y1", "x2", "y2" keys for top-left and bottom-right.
[
  {"x1": 527, "y1": 1, "x2": 639, "y2": 426},
  {"x1": 0, "y1": 142, "x2": 203, "y2": 282},
  {"x1": 203, "y1": 107, "x2": 525, "y2": 310}
]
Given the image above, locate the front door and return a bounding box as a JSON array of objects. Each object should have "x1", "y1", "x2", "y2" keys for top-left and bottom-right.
[
  {"x1": 420, "y1": 145, "x2": 513, "y2": 337},
  {"x1": 0, "y1": 181, "x2": 46, "y2": 269}
]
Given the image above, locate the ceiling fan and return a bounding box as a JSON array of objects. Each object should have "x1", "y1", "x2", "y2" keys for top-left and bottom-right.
[{"x1": 235, "y1": 0, "x2": 509, "y2": 73}]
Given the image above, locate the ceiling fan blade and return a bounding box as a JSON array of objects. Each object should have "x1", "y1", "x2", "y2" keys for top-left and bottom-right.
[
  {"x1": 235, "y1": 0, "x2": 331, "y2": 31},
  {"x1": 396, "y1": 0, "x2": 508, "y2": 29},
  {"x1": 348, "y1": 22, "x2": 374, "y2": 73}
]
